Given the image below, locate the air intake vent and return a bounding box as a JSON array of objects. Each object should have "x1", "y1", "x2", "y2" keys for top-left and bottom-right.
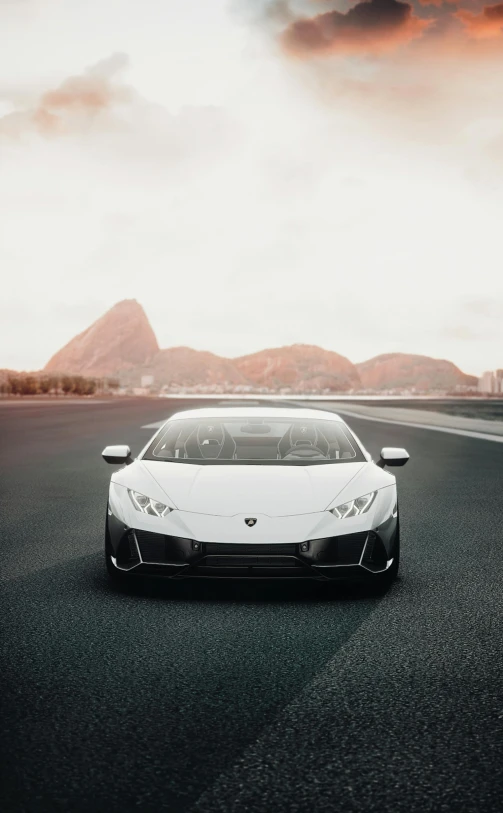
[
  {"x1": 134, "y1": 530, "x2": 192, "y2": 563},
  {"x1": 361, "y1": 532, "x2": 388, "y2": 571},
  {"x1": 116, "y1": 531, "x2": 141, "y2": 567},
  {"x1": 315, "y1": 532, "x2": 368, "y2": 564},
  {"x1": 135, "y1": 530, "x2": 165, "y2": 563}
]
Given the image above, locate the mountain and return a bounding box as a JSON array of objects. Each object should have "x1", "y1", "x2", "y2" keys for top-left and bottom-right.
[
  {"x1": 42, "y1": 301, "x2": 362, "y2": 390},
  {"x1": 44, "y1": 300, "x2": 159, "y2": 376},
  {"x1": 356, "y1": 353, "x2": 477, "y2": 391},
  {"x1": 234, "y1": 345, "x2": 360, "y2": 392},
  {"x1": 41, "y1": 301, "x2": 480, "y2": 392},
  {"x1": 122, "y1": 347, "x2": 248, "y2": 388}
]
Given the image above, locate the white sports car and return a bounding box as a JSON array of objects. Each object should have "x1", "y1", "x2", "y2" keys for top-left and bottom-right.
[{"x1": 102, "y1": 406, "x2": 409, "y2": 588}]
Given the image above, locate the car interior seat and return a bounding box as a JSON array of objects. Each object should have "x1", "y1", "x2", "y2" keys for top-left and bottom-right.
[
  {"x1": 278, "y1": 423, "x2": 330, "y2": 459},
  {"x1": 184, "y1": 423, "x2": 236, "y2": 459}
]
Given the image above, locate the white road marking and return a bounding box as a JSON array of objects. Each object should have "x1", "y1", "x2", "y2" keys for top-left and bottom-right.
[{"x1": 332, "y1": 408, "x2": 503, "y2": 444}]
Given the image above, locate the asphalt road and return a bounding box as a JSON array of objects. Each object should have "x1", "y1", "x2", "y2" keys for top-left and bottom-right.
[{"x1": 1, "y1": 398, "x2": 502, "y2": 813}]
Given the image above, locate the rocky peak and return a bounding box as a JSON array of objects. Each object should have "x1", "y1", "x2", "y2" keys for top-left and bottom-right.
[{"x1": 44, "y1": 299, "x2": 159, "y2": 376}]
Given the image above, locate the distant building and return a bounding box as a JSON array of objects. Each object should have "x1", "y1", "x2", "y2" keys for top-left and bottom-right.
[
  {"x1": 478, "y1": 371, "x2": 493, "y2": 393},
  {"x1": 478, "y1": 371, "x2": 503, "y2": 394}
]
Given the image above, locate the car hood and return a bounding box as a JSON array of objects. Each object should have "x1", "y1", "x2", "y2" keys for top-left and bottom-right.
[{"x1": 138, "y1": 460, "x2": 367, "y2": 517}]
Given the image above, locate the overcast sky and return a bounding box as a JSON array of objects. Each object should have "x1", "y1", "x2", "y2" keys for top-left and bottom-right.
[{"x1": 1, "y1": 0, "x2": 502, "y2": 376}]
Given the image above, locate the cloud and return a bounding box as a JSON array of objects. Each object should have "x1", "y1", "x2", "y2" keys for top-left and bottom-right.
[
  {"x1": 236, "y1": 1, "x2": 503, "y2": 156},
  {"x1": 0, "y1": 53, "x2": 239, "y2": 174},
  {"x1": 456, "y1": 3, "x2": 503, "y2": 38},
  {"x1": 438, "y1": 325, "x2": 477, "y2": 340},
  {"x1": 0, "y1": 53, "x2": 132, "y2": 138},
  {"x1": 462, "y1": 297, "x2": 503, "y2": 319},
  {"x1": 40, "y1": 53, "x2": 130, "y2": 111},
  {"x1": 281, "y1": 0, "x2": 431, "y2": 56},
  {"x1": 244, "y1": 1, "x2": 503, "y2": 58}
]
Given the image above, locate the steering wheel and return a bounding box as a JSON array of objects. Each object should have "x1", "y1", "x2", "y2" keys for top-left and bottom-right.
[{"x1": 281, "y1": 443, "x2": 328, "y2": 459}]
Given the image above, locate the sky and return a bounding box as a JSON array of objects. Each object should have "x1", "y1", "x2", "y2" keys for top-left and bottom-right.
[{"x1": 1, "y1": 0, "x2": 502, "y2": 376}]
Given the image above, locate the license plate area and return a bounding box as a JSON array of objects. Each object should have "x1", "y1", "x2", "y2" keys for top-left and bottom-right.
[{"x1": 204, "y1": 555, "x2": 299, "y2": 568}]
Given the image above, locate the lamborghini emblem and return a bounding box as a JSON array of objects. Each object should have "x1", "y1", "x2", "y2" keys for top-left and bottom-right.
[{"x1": 245, "y1": 518, "x2": 257, "y2": 527}]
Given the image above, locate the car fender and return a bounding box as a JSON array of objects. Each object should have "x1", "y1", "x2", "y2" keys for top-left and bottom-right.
[{"x1": 325, "y1": 464, "x2": 395, "y2": 511}]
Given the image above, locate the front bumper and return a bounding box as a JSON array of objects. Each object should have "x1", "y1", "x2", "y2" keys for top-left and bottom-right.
[{"x1": 109, "y1": 526, "x2": 396, "y2": 581}]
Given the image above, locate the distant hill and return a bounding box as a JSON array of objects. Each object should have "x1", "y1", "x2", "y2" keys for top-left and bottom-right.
[
  {"x1": 41, "y1": 300, "x2": 479, "y2": 392},
  {"x1": 44, "y1": 300, "x2": 159, "y2": 376},
  {"x1": 356, "y1": 353, "x2": 477, "y2": 391},
  {"x1": 122, "y1": 347, "x2": 248, "y2": 389},
  {"x1": 234, "y1": 345, "x2": 360, "y2": 392}
]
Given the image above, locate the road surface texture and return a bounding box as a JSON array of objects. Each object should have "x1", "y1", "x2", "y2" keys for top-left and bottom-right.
[{"x1": 1, "y1": 398, "x2": 502, "y2": 813}]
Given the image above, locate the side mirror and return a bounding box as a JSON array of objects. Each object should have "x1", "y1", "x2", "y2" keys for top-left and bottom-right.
[
  {"x1": 102, "y1": 445, "x2": 132, "y2": 465},
  {"x1": 376, "y1": 447, "x2": 409, "y2": 468}
]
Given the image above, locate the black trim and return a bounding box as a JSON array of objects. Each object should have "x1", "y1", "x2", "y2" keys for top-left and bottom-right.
[
  {"x1": 114, "y1": 527, "x2": 396, "y2": 581},
  {"x1": 107, "y1": 509, "x2": 128, "y2": 556}
]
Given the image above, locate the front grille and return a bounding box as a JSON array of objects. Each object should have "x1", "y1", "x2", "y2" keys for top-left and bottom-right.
[{"x1": 205, "y1": 543, "x2": 296, "y2": 555}]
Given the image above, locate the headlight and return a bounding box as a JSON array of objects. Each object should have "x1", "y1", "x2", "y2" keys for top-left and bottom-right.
[
  {"x1": 128, "y1": 489, "x2": 172, "y2": 517},
  {"x1": 331, "y1": 491, "x2": 377, "y2": 519}
]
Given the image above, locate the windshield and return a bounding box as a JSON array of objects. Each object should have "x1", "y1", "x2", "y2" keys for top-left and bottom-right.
[{"x1": 143, "y1": 417, "x2": 365, "y2": 465}]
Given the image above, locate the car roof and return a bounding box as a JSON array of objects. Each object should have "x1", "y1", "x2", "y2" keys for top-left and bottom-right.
[{"x1": 167, "y1": 406, "x2": 344, "y2": 422}]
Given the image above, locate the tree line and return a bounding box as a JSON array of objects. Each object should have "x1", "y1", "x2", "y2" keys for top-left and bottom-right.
[{"x1": 1, "y1": 374, "x2": 121, "y2": 396}]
